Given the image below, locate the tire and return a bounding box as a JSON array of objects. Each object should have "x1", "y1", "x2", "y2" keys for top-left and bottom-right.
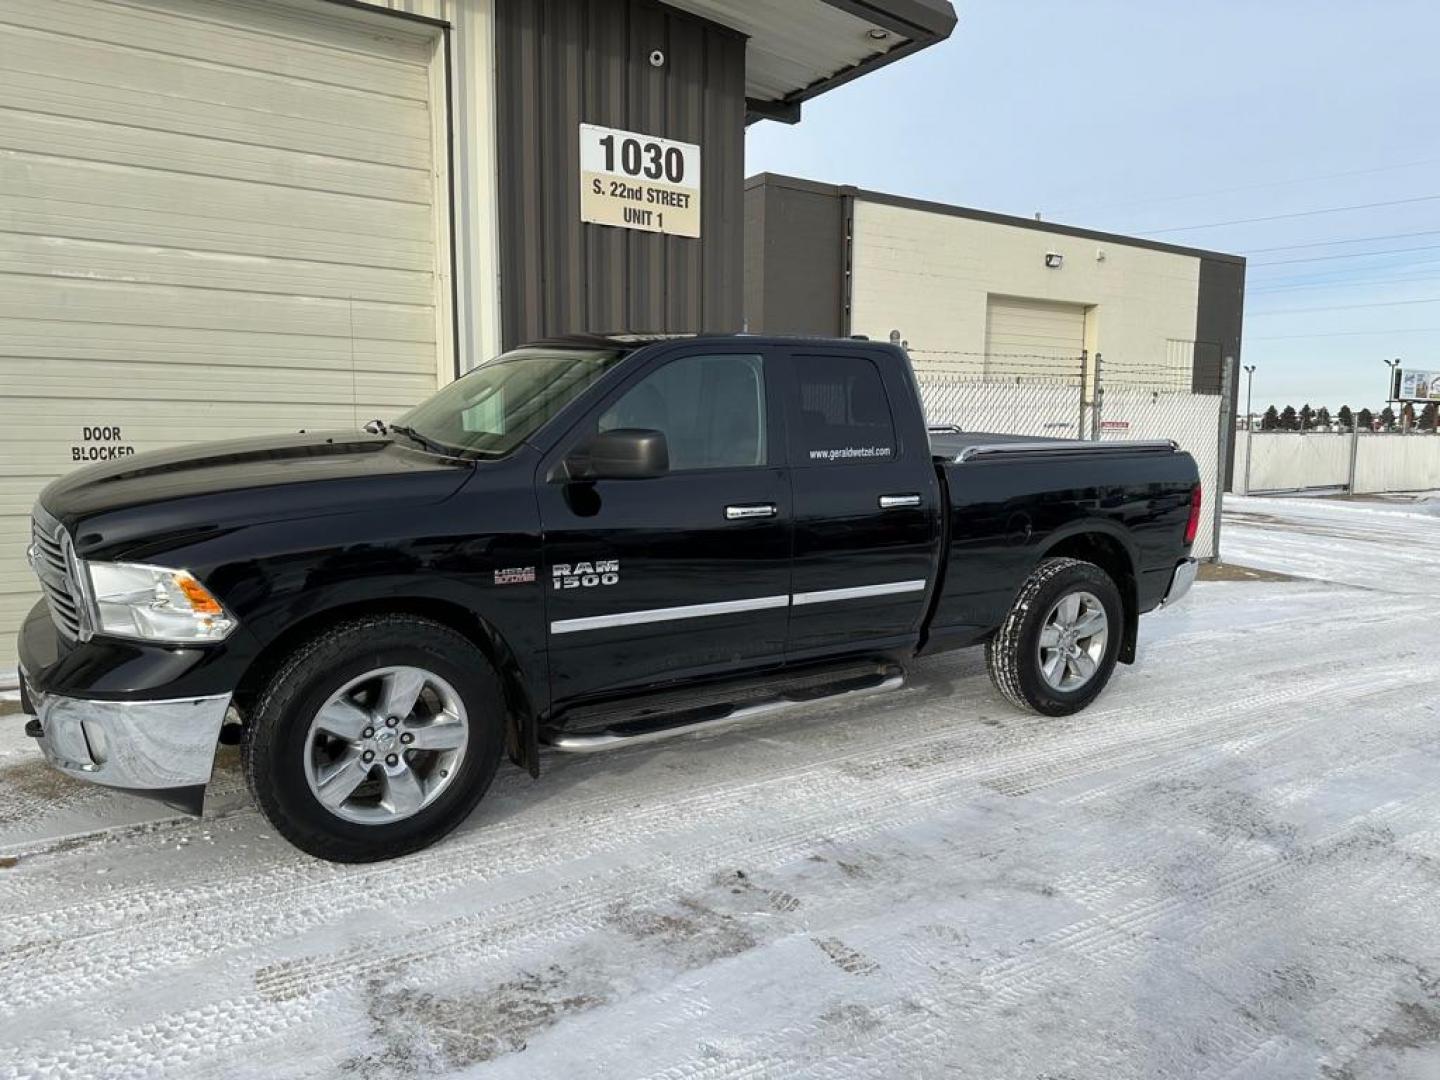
[
  {"x1": 242, "y1": 615, "x2": 506, "y2": 862},
  {"x1": 985, "y1": 557, "x2": 1123, "y2": 717}
]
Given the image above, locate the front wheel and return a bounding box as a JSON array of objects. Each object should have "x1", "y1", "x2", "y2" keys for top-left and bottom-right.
[
  {"x1": 985, "y1": 557, "x2": 1123, "y2": 716},
  {"x1": 242, "y1": 615, "x2": 506, "y2": 862}
]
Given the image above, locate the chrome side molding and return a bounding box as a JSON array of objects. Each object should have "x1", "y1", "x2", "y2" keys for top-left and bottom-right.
[{"x1": 792, "y1": 580, "x2": 926, "y2": 606}]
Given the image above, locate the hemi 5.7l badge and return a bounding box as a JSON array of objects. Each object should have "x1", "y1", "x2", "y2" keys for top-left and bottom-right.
[
  {"x1": 494, "y1": 566, "x2": 536, "y2": 585},
  {"x1": 553, "y1": 560, "x2": 620, "y2": 589}
]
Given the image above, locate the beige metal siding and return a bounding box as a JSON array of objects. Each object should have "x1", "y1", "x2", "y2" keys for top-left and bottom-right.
[
  {"x1": 848, "y1": 199, "x2": 1202, "y2": 379},
  {"x1": 348, "y1": 0, "x2": 504, "y2": 371},
  {"x1": 0, "y1": 0, "x2": 451, "y2": 666},
  {"x1": 984, "y1": 296, "x2": 1087, "y2": 364}
]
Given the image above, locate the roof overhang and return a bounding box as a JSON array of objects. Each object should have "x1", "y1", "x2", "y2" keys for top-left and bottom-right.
[{"x1": 661, "y1": 0, "x2": 958, "y2": 124}]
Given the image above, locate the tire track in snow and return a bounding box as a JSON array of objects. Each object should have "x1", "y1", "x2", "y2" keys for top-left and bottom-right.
[
  {"x1": 1, "y1": 607, "x2": 1415, "y2": 1009},
  {"x1": 1, "y1": 641, "x2": 1408, "y2": 1019},
  {"x1": 613, "y1": 729, "x2": 1440, "y2": 1080},
  {"x1": 9, "y1": 664, "x2": 1426, "y2": 1074},
  {"x1": 6, "y1": 580, "x2": 1438, "y2": 1078}
]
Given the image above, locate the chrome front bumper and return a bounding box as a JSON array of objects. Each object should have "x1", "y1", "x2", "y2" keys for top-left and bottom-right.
[
  {"x1": 20, "y1": 669, "x2": 229, "y2": 794},
  {"x1": 1161, "y1": 558, "x2": 1199, "y2": 608}
]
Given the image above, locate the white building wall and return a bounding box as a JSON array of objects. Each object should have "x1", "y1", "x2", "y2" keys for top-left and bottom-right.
[{"x1": 848, "y1": 199, "x2": 1202, "y2": 383}]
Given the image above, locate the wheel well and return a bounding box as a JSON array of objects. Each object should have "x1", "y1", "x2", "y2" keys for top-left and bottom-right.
[
  {"x1": 1043, "y1": 532, "x2": 1140, "y2": 664},
  {"x1": 233, "y1": 598, "x2": 538, "y2": 774}
]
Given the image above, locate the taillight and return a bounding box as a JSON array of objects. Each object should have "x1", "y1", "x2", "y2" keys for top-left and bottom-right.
[{"x1": 1183, "y1": 483, "x2": 1202, "y2": 545}]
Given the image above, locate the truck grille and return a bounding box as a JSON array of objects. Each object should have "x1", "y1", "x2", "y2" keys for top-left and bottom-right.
[{"x1": 28, "y1": 507, "x2": 85, "y2": 641}]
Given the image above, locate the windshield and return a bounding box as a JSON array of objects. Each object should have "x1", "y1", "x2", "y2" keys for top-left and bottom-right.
[{"x1": 393, "y1": 347, "x2": 626, "y2": 457}]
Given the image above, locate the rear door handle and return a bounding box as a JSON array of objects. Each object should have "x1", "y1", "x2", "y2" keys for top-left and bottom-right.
[
  {"x1": 878, "y1": 493, "x2": 922, "y2": 509},
  {"x1": 726, "y1": 503, "x2": 778, "y2": 520}
]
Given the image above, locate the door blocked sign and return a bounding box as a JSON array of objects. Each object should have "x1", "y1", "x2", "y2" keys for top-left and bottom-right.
[{"x1": 579, "y1": 123, "x2": 701, "y2": 238}]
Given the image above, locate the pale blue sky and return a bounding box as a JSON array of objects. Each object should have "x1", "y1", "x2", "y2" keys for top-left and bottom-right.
[{"x1": 746, "y1": 0, "x2": 1440, "y2": 413}]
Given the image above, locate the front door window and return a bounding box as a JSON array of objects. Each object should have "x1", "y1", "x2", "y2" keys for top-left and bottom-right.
[{"x1": 597, "y1": 353, "x2": 767, "y2": 471}]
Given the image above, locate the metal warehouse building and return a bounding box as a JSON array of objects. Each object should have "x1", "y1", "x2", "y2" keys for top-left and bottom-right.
[
  {"x1": 0, "y1": 0, "x2": 956, "y2": 667},
  {"x1": 743, "y1": 174, "x2": 1245, "y2": 558},
  {"x1": 744, "y1": 174, "x2": 1245, "y2": 395}
]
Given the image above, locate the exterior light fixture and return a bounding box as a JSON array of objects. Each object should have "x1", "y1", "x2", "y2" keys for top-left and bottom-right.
[{"x1": 1044, "y1": 252, "x2": 1063, "y2": 269}]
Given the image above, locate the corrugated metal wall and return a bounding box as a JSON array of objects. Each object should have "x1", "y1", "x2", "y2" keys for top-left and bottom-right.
[{"x1": 495, "y1": 0, "x2": 746, "y2": 345}]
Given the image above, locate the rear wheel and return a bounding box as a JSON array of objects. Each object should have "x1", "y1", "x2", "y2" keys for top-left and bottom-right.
[
  {"x1": 985, "y1": 557, "x2": 1123, "y2": 716},
  {"x1": 242, "y1": 615, "x2": 505, "y2": 862}
]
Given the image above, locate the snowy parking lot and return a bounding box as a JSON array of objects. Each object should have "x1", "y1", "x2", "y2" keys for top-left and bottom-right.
[{"x1": 3, "y1": 494, "x2": 1440, "y2": 1079}]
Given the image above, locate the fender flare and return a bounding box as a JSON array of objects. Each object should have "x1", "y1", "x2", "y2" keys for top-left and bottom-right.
[
  {"x1": 1031, "y1": 519, "x2": 1142, "y2": 664},
  {"x1": 234, "y1": 582, "x2": 544, "y2": 776}
]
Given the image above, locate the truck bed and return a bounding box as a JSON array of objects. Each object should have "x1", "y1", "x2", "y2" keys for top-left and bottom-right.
[{"x1": 922, "y1": 429, "x2": 1199, "y2": 655}]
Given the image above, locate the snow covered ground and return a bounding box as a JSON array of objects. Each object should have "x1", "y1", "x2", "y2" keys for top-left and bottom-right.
[
  {"x1": 2, "y1": 499, "x2": 1440, "y2": 1079},
  {"x1": 1222, "y1": 493, "x2": 1440, "y2": 594}
]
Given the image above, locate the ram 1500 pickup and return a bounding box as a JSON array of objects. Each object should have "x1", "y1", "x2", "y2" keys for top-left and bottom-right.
[{"x1": 17, "y1": 334, "x2": 1201, "y2": 861}]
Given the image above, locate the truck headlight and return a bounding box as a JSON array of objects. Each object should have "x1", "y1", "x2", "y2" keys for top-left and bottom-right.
[{"x1": 85, "y1": 562, "x2": 237, "y2": 643}]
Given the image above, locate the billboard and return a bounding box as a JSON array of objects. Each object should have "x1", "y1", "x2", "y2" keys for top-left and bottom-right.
[{"x1": 1397, "y1": 368, "x2": 1440, "y2": 402}]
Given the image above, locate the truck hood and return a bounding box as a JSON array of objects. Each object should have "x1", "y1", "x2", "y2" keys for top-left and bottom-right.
[{"x1": 39, "y1": 431, "x2": 473, "y2": 557}]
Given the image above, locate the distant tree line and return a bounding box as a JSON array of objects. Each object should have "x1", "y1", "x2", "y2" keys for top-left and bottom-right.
[{"x1": 1258, "y1": 401, "x2": 1438, "y2": 432}]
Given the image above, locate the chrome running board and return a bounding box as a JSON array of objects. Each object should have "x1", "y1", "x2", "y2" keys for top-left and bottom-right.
[{"x1": 547, "y1": 669, "x2": 905, "y2": 753}]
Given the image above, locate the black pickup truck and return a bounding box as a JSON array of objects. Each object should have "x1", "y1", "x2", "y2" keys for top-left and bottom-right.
[{"x1": 18, "y1": 334, "x2": 1200, "y2": 861}]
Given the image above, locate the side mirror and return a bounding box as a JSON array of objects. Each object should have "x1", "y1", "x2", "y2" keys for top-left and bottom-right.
[{"x1": 567, "y1": 428, "x2": 669, "y2": 480}]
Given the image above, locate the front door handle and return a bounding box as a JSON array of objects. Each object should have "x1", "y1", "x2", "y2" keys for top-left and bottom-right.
[
  {"x1": 878, "y1": 493, "x2": 922, "y2": 509},
  {"x1": 726, "y1": 503, "x2": 778, "y2": 520}
]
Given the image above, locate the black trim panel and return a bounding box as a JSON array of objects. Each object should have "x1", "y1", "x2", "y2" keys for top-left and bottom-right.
[
  {"x1": 1195, "y1": 256, "x2": 1247, "y2": 489},
  {"x1": 316, "y1": 0, "x2": 451, "y2": 29}
]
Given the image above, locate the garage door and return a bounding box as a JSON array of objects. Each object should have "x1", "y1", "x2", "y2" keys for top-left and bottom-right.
[
  {"x1": 984, "y1": 295, "x2": 1087, "y2": 369},
  {"x1": 0, "y1": 0, "x2": 448, "y2": 668}
]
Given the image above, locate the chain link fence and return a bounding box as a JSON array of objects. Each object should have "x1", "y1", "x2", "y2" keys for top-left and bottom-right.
[
  {"x1": 909, "y1": 347, "x2": 1230, "y2": 559},
  {"x1": 910, "y1": 350, "x2": 1087, "y2": 440},
  {"x1": 1098, "y1": 386, "x2": 1226, "y2": 559}
]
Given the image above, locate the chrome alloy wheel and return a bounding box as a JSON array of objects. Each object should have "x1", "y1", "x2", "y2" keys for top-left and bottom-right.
[
  {"x1": 1036, "y1": 590, "x2": 1109, "y2": 692},
  {"x1": 303, "y1": 666, "x2": 469, "y2": 825}
]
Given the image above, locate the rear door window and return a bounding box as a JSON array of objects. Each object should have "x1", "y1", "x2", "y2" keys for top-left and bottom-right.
[{"x1": 790, "y1": 354, "x2": 898, "y2": 466}]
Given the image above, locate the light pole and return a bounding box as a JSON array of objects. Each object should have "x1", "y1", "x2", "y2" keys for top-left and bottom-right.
[
  {"x1": 1243, "y1": 364, "x2": 1256, "y2": 430},
  {"x1": 1241, "y1": 364, "x2": 1257, "y2": 495}
]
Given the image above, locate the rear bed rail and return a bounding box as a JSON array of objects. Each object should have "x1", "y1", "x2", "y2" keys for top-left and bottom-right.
[{"x1": 945, "y1": 439, "x2": 1179, "y2": 464}]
